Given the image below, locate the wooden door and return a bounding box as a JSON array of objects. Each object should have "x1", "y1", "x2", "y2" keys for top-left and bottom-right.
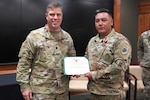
[{"x1": 138, "y1": 1, "x2": 150, "y2": 37}]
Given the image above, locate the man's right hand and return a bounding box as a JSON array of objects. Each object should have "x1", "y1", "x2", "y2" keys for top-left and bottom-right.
[{"x1": 22, "y1": 90, "x2": 32, "y2": 100}]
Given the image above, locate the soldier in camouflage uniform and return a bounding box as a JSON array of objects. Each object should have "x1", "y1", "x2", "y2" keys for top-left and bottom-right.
[
  {"x1": 84, "y1": 8, "x2": 132, "y2": 100},
  {"x1": 137, "y1": 30, "x2": 150, "y2": 100},
  {"x1": 16, "y1": 2, "x2": 76, "y2": 100}
]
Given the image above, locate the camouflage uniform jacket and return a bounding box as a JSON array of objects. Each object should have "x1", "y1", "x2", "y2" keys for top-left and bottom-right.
[
  {"x1": 137, "y1": 30, "x2": 150, "y2": 68},
  {"x1": 86, "y1": 29, "x2": 132, "y2": 95},
  {"x1": 16, "y1": 26, "x2": 76, "y2": 94}
]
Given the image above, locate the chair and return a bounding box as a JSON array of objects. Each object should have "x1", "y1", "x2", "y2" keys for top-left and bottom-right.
[
  {"x1": 124, "y1": 70, "x2": 137, "y2": 100},
  {"x1": 124, "y1": 73, "x2": 130, "y2": 100},
  {"x1": 129, "y1": 65, "x2": 144, "y2": 100}
]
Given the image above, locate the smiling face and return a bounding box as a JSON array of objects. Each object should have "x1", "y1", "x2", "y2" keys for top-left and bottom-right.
[
  {"x1": 45, "y1": 7, "x2": 63, "y2": 32},
  {"x1": 95, "y1": 12, "x2": 113, "y2": 37}
]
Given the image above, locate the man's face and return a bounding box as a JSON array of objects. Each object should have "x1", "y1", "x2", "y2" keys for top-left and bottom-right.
[
  {"x1": 95, "y1": 12, "x2": 113, "y2": 37},
  {"x1": 45, "y1": 7, "x2": 63, "y2": 31}
]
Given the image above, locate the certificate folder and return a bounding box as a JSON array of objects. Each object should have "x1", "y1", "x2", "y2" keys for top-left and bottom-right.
[{"x1": 63, "y1": 56, "x2": 90, "y2": 75}]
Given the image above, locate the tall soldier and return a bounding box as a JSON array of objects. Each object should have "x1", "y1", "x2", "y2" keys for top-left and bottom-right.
[
  {"x1": 137, "y1": 30, "x2": 150, "y2": 100},
  {"x1": 16, "y1": 2, "x2": 76, "y2": 100},
  {"x1": 84, "y1": 8, "x2": 132, "y2": 100}
]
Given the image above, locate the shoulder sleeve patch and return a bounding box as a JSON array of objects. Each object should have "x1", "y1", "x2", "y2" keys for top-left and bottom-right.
[{"x1": 118, "y1": 41, "x2": 131, "y2": 59}]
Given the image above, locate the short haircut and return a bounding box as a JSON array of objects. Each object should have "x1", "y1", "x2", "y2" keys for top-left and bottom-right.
[
  {"x1": 95, "y1": 8, "x2": 112, "y2": 18},
  {"x1": 46, "y1": 2, "x2": 63, "y2": 12}
]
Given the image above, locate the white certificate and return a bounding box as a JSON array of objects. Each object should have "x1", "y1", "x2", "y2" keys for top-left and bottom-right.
[{"x1": 63, "y1": 57, "x2": 90, "y2": 75}]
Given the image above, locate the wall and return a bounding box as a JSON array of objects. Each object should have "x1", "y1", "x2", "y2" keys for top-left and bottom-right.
[
  {"x1": 120, "y1": 0, "x2": 150, "y2": 63},
  {"x1": 1, "y1": 0, "x2": 144, "y2": 64},
  {"x1": 120, "y1": 0, "x2": 139, "y2": 63},
  {"x1": 0, "y1": 73, "x2": 24, "y2": 100}
]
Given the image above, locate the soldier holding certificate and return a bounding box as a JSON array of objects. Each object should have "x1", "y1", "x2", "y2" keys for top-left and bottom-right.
[
  {"x1": 84, "y1": 8, "x2": 132, "y2": 100},
  {"x1": 16, "y1": 2, "x2": 76, "y2": 100}
]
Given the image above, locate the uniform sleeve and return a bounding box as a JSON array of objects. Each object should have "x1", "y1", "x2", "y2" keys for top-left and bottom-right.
[
  {"x1": 112, "y1": 40, "x2": 132, "y2": 71},
  {"x1": 137, "y1": 35, "x2": 144, "y2": 62},
  {"x1": 16, "y1": 35, "x2": 35, "y2": 92}
]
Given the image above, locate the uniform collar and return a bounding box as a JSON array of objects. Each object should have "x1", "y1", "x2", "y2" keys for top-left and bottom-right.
[
  {"x1": 95, "y1": 28, "x2": 116, "y2": 43},
  {"x1": 44, "y1": 25, "x2": 63, "y2": 40}
]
